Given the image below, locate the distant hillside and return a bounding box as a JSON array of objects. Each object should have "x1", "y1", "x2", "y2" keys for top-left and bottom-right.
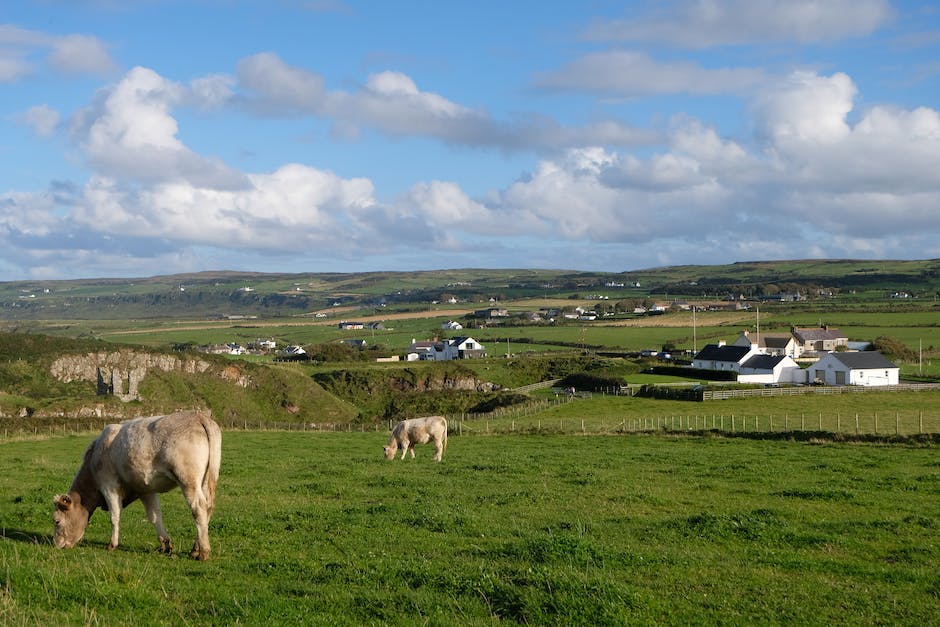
[
  {"x1": 0, "y1": 332, "x2": 357, "y2": 427},
  {"x1": 1, "y1": 260, "x2": 939, "y2": 321}
]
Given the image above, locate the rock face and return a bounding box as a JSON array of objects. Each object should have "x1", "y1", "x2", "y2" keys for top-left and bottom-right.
[{"x1": 50, "y1": 350, "x2": 229, "y2": 402}]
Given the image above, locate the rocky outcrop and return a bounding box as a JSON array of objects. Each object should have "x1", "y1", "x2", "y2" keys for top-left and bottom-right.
[
  {"x1": 387, "y1": 372, "x2": 500, "y2": 393},
  {"x1": 50, "y1": 349, "x2": 250, "y2": 402}
]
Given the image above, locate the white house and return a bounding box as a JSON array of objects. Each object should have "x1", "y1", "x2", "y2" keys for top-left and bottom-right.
[
  {"x1": 809, "y1": 352, "x2": 899, "y2": 386},
  {"x1": 737, "y1": 354, "x2": 803, "y2": 384},
  {"x1": 441, "y1": 320, "x2": 463, "y2": 330},
  {"x1": 692, "y1": 342, "x2": 759, "y2": 373},
  {"x1": 792, "y1": 326, "x2": 848, "y2": 354},
  {"x1": 408, "y1": 337, "x2": 486, "y2": 361},
  {"x1": 733, "y1": 331, "x2": 800, "y2": 358}
]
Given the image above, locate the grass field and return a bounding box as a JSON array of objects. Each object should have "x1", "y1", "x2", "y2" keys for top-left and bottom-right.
[{"x1": 2, "y1": 430, "x2": 938, "y2": 625}]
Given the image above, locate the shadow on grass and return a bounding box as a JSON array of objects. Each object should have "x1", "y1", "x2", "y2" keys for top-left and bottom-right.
[{"x1": 1, "y1": 527, "x2": 51, "y2": 545}]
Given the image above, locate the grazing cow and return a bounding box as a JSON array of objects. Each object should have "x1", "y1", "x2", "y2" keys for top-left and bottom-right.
[
  {"x1": 53, "y1": 409, "x2": 221, "y2": 560},
  {"x1": 384, "y1": 416, "x2": 448, "y2": 462}
]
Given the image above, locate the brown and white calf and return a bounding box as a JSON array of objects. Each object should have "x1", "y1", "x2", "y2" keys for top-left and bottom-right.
[
  {"x1": 383, "y1": 416, "x2": 448, "y2": 462},
  {"x1": 53, "y1": 410, "x2": 222, "y2": 560}
]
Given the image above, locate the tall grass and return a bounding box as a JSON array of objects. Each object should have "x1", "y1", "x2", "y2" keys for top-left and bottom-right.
[{"x1": 2, "y1": 431, "x2": 938, "y2": 625}]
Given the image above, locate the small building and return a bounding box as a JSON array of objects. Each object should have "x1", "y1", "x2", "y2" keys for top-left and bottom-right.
[
  {"x1": 809, "y1": 352, "x2": 899, "y2": 386},
  {"x1": 792, "y1": 326, "x2": 848, "y2": 354},
  {"x1": 441, "y1": 320, "x2": 463, "y2": 330},
  {"x1": 692, "y1": 342, "x2": 758, "y2": 372},
  {"x1": 338, "y1": 321, "x2": 365, "y2": 330},
  {"x1": 733, "y1": 331, "x2": 800, "y2": 358},
  {"x1": 737, "y1": 354, "x2": 803, "y2": 384}
]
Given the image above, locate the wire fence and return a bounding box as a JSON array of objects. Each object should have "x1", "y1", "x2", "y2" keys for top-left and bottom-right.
[{"x1": 2, "y1": 395, "x2": 939, "y2": 440}]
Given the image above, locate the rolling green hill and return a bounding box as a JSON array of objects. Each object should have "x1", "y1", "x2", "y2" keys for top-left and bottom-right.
[{"x1": 3, "y1": 259, "x2": 939, "y2": 323}]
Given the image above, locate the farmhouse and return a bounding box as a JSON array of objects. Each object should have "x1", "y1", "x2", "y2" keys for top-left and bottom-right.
[
  {"x1": 337, "y1": 321, "x2": 364, "y2": 330},
  {"x1": 407, "y1": 337, "x2": 486, "y2": 361},
  {"x1": 733, "y1": 331, "x2": 800, "y2": 358},
  {"x1": 792, "y1": 326, "x2": 848, "y2": 354},
  {"x1": 809, "y1": 352, "x2": 899, "y2": 386},
  {"x1": 691, "y1": 342, "x2": 758, "y2": 372}
]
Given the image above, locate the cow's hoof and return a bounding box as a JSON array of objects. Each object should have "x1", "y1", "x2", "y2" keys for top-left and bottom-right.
[
  {"x1": 190, "y1": 547, "x2": 210, "y2": 561},
  {"x1": 158, "y1": 538, "x2": 173, "y2": 554}
]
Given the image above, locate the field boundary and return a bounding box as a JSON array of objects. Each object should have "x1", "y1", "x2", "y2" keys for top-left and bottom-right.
[{"x1": 702, "y1": 382, "x2": 940, "y2": 400}]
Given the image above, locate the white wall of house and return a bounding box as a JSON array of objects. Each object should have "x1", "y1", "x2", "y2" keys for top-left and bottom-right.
[
  {"x1": 737, "y1": 357, "x2": 803, "y2": 384},
  {"x1": 812, "y1": 354, "x2": 899, "y2": 386}
]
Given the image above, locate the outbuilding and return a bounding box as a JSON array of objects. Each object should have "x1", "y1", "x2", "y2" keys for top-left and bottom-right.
[{"x1": 809, "y1": 351, "x2": 899, "y2": 386}]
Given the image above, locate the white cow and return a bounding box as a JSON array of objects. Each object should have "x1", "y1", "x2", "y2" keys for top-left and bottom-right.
[
  {"x1": 384, "y1": 416, "x2": 448, "y2": 462},
  {"x1": 53, "y1": 410, "x2": 222, "y2": 560}
]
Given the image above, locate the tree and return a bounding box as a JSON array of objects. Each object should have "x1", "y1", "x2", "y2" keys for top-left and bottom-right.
[{"x1": 872, "y1": 335, "x2": 916, "y2": 361}]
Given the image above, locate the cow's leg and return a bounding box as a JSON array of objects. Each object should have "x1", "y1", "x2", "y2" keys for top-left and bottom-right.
[
  {"x1": 180, "y1": 484, "x2": 212, "y2": 561},
  {"x1": 141, "y1": 493, "x2": 172, "y2": 554},
  {"x1": 433, "y1": 438, "x2": 443, "y2": 461},
  {"x1": 400, "y1": 443, "x2": 408, "y2": 460},
  {"x1": 103, "y1": 491, "x2": 123, "y2": 551},
  {"x1": 408, "y1": 443, "x2": 416, "y2": 459}
]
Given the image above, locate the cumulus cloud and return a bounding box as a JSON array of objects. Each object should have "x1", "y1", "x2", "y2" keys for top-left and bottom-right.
[
  {"x1": 535, "y1": 51, "x2": 767, "y2": 97},
  {"x1": 585, "y1": 0, "x2": 894, "y2": 47},
  {"x1": 70, "y1": 67, "x2": 248, "y2": 188},
  {"x1": 5, "y1": 60, "x2": 940, "y2": 278},
  {"x1": 71, "y1": 164, "x2": 375, "y2": 250}
]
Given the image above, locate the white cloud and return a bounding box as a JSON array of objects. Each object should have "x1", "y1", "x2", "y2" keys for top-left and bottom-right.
[
  {"x1": 71, "y1": 66, "x2": 247, "y2": 188},
  {"x1": 235, "y1": 52, "x2": 653, "y2": 151},
  {"x1": 0, "y1": 52, "x2": 31, "y2": 81},
  {"x1": 236, "y1": 52, "x2": 327, "y2": 114},
  {"x1": 0, "y1": 24, "x2": 117, "y2": 81},
  {"x1": 586, "y1": 0, "x2": 894, "y2": 47},
  {"x1": 71, "y1": 164, "x2": 376, "y2": 251},
  {"x1": 189, "y1": 74, "x2": 235, "y2": 111},
  {"x1": 535, "y1": 51, "x2": 767, "y2": 97},
  {"x1": 48, "y1": 34, "x2": 117, "y2": 76},
  {"x1": 16, "y1": 104, "x2": 61, "y2": 137}
]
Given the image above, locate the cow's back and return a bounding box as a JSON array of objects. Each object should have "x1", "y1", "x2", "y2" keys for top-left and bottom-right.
[{"x1": 102, "y1": 411, "x2": 216, "y2": 494}]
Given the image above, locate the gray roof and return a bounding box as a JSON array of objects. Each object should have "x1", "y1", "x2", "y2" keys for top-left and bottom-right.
[
  {"x1": 794, "y1": 327, "x2": 846, "y2": 342},
  {"x1": 741, "y1": 354, "x2": 787, "y2": 370},
  {"x1": 694, "y1": 344, "x2": 752, "y2": 363},
  {"x1": 830, "y1": 351, "x2": 897, "y2": 369}
]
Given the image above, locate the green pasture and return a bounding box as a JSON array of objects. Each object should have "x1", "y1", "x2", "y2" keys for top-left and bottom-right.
[
  {"x1": 472, "y1": 389, "x2": 940, "y2": 437},
  {"x1": 2, "y1": 430, "x2": 938, "y2": 625}
]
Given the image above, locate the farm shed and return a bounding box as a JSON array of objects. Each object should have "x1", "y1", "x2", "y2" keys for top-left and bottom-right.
[
  {"x1": 737, "y1": 354, "x2": 803, "y2": 384},
  {"x1": 810, "y1": 351, "x2": 899, "y2": 386}
]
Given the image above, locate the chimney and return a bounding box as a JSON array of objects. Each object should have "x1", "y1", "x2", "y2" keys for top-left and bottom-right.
[{"x1": 718, "y1": 340, "x2": 726, "y2": 347}]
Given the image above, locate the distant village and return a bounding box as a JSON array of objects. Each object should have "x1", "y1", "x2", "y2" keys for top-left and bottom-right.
[{"x1": 197, "y1": 312, "x2": 900, "y2": 388}]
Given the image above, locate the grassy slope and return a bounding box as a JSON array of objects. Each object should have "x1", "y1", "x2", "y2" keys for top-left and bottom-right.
[{"x1": 2, "y1": 431, "x2": 937, "y2": 625}]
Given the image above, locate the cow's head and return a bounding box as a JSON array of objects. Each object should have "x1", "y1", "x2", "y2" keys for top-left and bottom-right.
[
  {"x1": 383, "y1": 444, "x2": 396, "y2": 460},
  {"x1": 52, "y1": 493, "x2": 90, "y2": 549}
]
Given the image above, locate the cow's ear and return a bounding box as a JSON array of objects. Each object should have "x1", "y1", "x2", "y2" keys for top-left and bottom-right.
[{"x1": 54, "y1": 494, "x2": 72, "y2": 510}]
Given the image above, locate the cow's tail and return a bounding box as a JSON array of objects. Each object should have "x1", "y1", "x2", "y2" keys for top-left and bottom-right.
[
  {"x1": 199, "y1": 411, "x2": 222, "y2": 518},
  {"x1": 442, "y1": 417, "x2": 448, "y2": 452}
]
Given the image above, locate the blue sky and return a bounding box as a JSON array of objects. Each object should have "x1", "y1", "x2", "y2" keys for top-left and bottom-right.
[{"x1": 2, "y1": 0, "x2": 939, "y2": 280}]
